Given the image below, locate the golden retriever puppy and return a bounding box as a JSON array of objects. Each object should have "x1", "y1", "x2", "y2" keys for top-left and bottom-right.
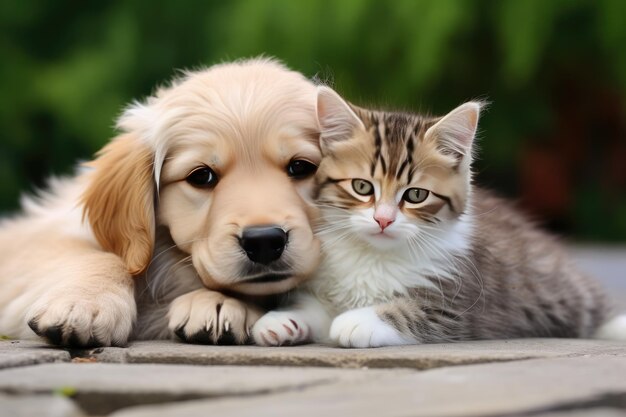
[{"x1": 0, "y1": 58, "x2": 321, "y2": 347}]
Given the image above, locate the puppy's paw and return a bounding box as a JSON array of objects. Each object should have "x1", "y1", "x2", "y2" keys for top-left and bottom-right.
[
  {"x1": 252, "y1": 311, "x2": 310, "y2": 346},
  {"x1": 329, "y1": 307, "x2": 414, "y2": 348},
  {"x1": 26, "y1": 288, "x2": 136, "y2": 348},
  {"x1": 168, "y1": 289, "x2": 262, "y2": 345}
]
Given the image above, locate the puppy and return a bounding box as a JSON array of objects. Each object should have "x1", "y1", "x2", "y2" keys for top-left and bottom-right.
[{"x1": 0, "y1": 58, "x2": 322, "y2": 346}]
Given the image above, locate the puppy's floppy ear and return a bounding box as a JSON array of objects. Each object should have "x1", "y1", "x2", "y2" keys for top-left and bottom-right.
[{"x1": 82, "y1": 133, "x2": 155, "y2": 275}]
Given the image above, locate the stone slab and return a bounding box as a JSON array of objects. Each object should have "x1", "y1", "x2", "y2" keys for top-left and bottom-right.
[
  {"x1": 0, "y1": 340, "x2": 70, "y2": 370},
  {"x1": 110, "y1": 356, "x2": 626, "y2": 417},
  {"x1": 0, "y1": 362, "x2": 382, "y2": 415},
  {"x1": 89, "y1": 338, "x2": 626, "y2": 369},
  {"x1": 0, "y1": 394, "x2": 84, "y2": 417}
]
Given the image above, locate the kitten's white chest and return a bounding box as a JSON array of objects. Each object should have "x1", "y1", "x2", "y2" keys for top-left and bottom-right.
[
  {"x1": 309, "y1": 240, "x2": 441, "y2": 314},
  {"x1": 308, "y1": 217, "x2": 472, "y2": 315}
]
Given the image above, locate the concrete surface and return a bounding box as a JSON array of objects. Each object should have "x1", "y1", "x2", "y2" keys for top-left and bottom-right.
[
  {"x1": 0, "y1": 340, "x2": 70, "y2": 370},
  {"x1": 89, "y1": 338, "x2": 626, "y2": 369},
  {"x1": 0, "y1": 362, "x2": 378, "y2": 415},
  {"x1": 0, "y1": 245, "x2": 624, "y2": 417},
  {"x1": 0, "y1": 394, "x2": 84, "y2": 417},
  {"x1": 109, "y1": 357, "x2": 626, "y2": 417}
]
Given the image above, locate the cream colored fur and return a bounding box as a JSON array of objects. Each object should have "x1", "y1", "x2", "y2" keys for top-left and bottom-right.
[{"x1": 0, "y1": 58, "x2": 322, "y2": 346}]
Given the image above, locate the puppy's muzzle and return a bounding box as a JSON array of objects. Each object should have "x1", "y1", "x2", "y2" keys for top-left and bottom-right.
[{"x1": 239, "y1": 226, "x2": 287, "y2": 265}]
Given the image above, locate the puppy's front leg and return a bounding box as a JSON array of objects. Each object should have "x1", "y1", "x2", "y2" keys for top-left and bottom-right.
[
  {"x1": 21, "y1": 252, "x2": 136, "y2": 348},
  {"x1": 168, "y1": 289, "x2": 263, "y2": 344}
]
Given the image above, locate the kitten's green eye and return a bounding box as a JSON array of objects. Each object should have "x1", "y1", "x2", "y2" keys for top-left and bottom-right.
[
  {"x1": 403, "y1": 188, "x2": 429, "y2": 204},
  {"x1": 352, "y1": 179, "x2": 374, "y2": 196}
]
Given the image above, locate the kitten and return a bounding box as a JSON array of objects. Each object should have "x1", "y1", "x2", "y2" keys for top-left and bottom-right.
[{"x1": 252, "y1": 87, "x2": 625, "y2": 348}]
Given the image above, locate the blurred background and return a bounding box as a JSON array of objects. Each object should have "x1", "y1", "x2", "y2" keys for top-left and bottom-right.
[{"x1": 0, "y1": 0, "x2": 624, "y2": 242}]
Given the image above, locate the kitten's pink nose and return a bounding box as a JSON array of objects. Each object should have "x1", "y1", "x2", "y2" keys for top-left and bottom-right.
[
  {"x1": 375, "y1": 216, "x2": 394, "y2": 231},
  {"x1": 374, "y1": 205, "x2": 397, "y2": 231}
]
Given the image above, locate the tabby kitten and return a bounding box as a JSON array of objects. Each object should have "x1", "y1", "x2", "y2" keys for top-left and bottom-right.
[{"x1": 251, "y1": 86, "x2": 625, "y2": 348}]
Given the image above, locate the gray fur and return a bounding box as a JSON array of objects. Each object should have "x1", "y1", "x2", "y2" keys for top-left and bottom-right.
[
  {"x1": 318, "y1": 101, "x2": 616, "y2": 343},
  {"x1": 378, "y1": 188, "x2": 614, "y2": 342}
]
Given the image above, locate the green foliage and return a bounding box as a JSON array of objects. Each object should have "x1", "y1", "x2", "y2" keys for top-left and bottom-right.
[{"x1": 1, "y1": 0, "x2": 625, "y2": 240}]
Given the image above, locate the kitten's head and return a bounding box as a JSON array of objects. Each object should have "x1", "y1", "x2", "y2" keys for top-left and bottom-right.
[{"x1": 314, "y1": 87, "x2": 481, "y2": 250}]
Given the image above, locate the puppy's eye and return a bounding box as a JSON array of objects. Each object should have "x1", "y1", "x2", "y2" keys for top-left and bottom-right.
[
  {"x1": 403, "y1": 188, "x2": 429, "y2": 204},
  {"x1": 287, "y1": 159, "x2": 317, "y2": 179},
  {"x1": 352, "y1": 179, "x2": 374, "y2": 196},
  {"x1": 186, "y1": 167, "x2": 218, "y2": 188}
]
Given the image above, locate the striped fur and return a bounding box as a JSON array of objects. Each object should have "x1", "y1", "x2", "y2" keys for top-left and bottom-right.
[{"x1": 252, "y1": 87, "x2": 620, "y2": 348}]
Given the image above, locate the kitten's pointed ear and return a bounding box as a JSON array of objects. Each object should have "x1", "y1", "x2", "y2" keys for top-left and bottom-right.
[
  {"x1": 425, "y1": 101, "x2": 482, "y2": 162},
  {"x1": 316, "y1": 86, "x2": 365, "y2": 149}
]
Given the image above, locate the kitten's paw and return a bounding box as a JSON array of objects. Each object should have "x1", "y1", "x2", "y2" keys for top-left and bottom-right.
[
  {"x1": 252, "y1": 312, "x2": 310, "y2": 346},
  {"x1": 329, "y1": 307, "x2": 414, "y2": 348},
  {"x1": 168, "y1": 289, "x2": 262, "y2": 345},
  {"x1": 26, "y1": 287, "x2": 135, "y2": 348}
]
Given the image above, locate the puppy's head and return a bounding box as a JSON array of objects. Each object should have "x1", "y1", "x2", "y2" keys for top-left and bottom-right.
[{"x1": 83, "y1": 58, "x2": 321, "y2": 295}]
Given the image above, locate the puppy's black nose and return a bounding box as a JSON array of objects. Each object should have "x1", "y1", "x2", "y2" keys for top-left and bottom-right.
[{"x1": 240, "y1": 226, "x2": 287, "y2": 265}]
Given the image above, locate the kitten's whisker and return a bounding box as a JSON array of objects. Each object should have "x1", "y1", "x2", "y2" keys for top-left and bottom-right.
[
  {"x1": 417, "y1": 228, "x2": 482, "y2": 288},
  {"x1": 408, "y1": 235, "x2": 450, "y2": 306},
  {"x1": 315, "y1": 225, "x2": 354, "y2": 236},
  {"x1": 416, "y1": 227, "x2": 485, "y2": 318},
  {"x1": 410, "y1": 226, "x2": 484, "y2": 313},
  {"x1": 405, "y1": 237, "x2": 446, "y2": 301},
  {"x1": 320, "y1": 231, "x2": 358, "y2": 249},
  {"x1": 419, "y1": 227, "x2": 483, "y2": 289}
]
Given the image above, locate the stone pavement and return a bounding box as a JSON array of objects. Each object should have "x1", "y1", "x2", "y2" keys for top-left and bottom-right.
[{"x1": 0, "y1": 245, "x2": 624, "y2": 417}]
